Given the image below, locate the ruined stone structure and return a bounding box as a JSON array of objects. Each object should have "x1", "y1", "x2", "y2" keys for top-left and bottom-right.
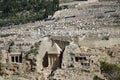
[
  {"x1": 9, "y1": 52, "x2": 22, "y2": 63},
  {"x1": 43, "y1": 43, "x2": 62, "y2": 68}
]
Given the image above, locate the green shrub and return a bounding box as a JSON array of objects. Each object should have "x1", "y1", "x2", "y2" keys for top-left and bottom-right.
[{"x1": 100, "y1": 62, "x2": 120, "y2": 80}]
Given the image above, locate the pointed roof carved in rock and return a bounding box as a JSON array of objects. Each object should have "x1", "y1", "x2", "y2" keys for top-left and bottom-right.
[{"x1": 47, "y1": 43, "x2": 62, "y2": 54}]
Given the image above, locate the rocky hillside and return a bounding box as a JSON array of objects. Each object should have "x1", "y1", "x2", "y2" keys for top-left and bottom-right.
[
  {"x1": 54, "y1": 0, "x2": 120, "y2": 27},
  {"x1": 0, "y1": 0, "x2": 120, "y2": 80}
]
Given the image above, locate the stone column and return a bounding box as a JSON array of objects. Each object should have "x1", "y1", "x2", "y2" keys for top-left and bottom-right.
[
  {"x1": 51, "y1": 56, "x2": 52, "y2": 66},
  {"x1": 53, "y1": 56, "x2": 55, "y2": 64},
  {"x1": 48, "y1": 57, "x2": 51, "y2": 67},
  {"x1": 16, "y1": 56, "x2": 18, "y2": 62},
  {"x1": 52, "y1": 56, "x2": 55, "y2": 65},
  {"x1": 51, "y1": 57, "x2": 53, "y2": 66},
  {"x1": 52, "y1": 56, "x2": 54, "y2": 66},
  {"x1": 18, "y1": 56, "x2": 19, "y2": 62}
]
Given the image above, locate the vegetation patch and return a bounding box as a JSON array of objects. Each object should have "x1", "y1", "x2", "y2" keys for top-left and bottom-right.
[
  {"x1": 0, "y1": 0, "x2": 59, "y2": 27},
  {"x1": 100, "y1": 61, "x2": 120, "y2": 80}
]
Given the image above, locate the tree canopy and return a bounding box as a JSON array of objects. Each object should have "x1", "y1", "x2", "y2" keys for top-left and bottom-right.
[{"x1": 0, "y1": 0, "x2": 59, "y2": 27}]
